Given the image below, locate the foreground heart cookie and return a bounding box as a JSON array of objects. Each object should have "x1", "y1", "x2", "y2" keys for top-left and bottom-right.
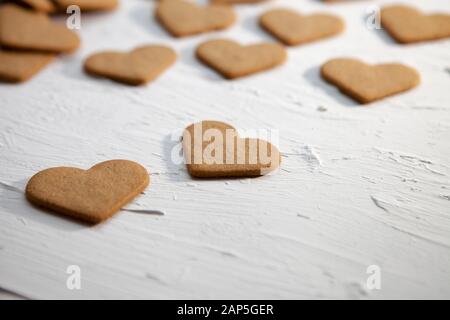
[
  {"x1": 20, "y1": 0, "x2": 56, "y2": 13},
  {"x1": 321, "y1": 0, "x2": 362, "y2": 2},
  {"x1": 381, "y1": 5, "x2": 450, "y2": 44},
  {"x1": 0, "y1": 4, "x2": 80, "y2": 53},
  {"x1": 0, "y1": 50, "x2": 54, "y2": 83},
  {"x1": 26, "y1": 160, "x2": 149, "y2": 224},
  {"x1": 84, "y1": 45, "x2": 177, "y2": 86},
  {"x1": 211, "y1": 0, "x2": 267, "y2": 3},
  {"x1": 321, "y1": 58, "x2": 420, "y2": 104},
  {"x1": 182, "y1": 121, "x2": 281, "y2": 178},
  {"x1": 155, "y1": 0, "x2": 235, "y2": 37},
  {"x1": 54, "y1": 0, "x2": 118, "y2": 12},
  {"x1": 19, "y1": 0, "x2": 118, "y2": 12},
  {"x1": 196, "y1": 39, "x2": 286, "y2": 79},
  {"x1": 260, "y1": 9, "x2": 344, "y2": 46}
]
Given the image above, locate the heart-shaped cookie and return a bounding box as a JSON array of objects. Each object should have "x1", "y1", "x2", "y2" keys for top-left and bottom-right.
[
  {"x1": 182, "y1": 121, "x2": 281, "y2": 178},
  {"x1": 196, "y1": 39, "x2": 287, "y2": 79},
  {"x1": 20, "y1": 0, "x2": 56, "y2": 13},
  {"x1": 381, "y1": 5, "x2": 450, "y2": 44},
  {"x1": 0, "y1": 50, "x2": 54, "y2": 83},
  {"x1": 84, "y1": 45, "x2": 177, "y2": 86},
  {"x1": 260, "y1": 9, "x2": 344, "y2": 46},
  {"x1": 155, "y1": 0, "x2": 236, "y2": 37},
  {"x1": 0, "y1": 4, "x2": 80, "y2": 53},
  {"x1": 20, "y1": 0, "x2": 118, "y2": 12},
  {"x1": 322, "y1": 0, "x2": 360, "y2": 2},
  {"x1": 26, "y1": 160, "x2": 149, "y2": 224},
  {"x1": 321, "y1": 58, "x2": 420, "y2": 104},
  {"x1": 54, "y1": 0, "x2": 118, "y2": 12},
  {"x1": 211, "y1": 0, "x2": 267, "y2": 3}
]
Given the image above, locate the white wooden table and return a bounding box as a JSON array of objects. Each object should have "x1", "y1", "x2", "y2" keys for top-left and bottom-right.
[{"x1": 0, "y1": 0, "x2": 449, "y2": 299}]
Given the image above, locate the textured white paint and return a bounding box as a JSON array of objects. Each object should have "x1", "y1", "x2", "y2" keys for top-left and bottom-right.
[{"x1": 0, "y1": 0, "x2": 449, "y2": 299}]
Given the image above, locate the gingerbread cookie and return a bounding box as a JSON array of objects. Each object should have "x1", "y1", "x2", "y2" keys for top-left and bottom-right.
[
  {"x1": 211, "y1": 0, "x2": 268, "y2": 4},
  {"x1": 19, "y1": 0, "x2": 56, "y2": 13},
  {"x1": 260, "y1": 9, "x2": 344, "y2": 46},
  {"x1": 196, "y1": 39, "x2": 286, "y2": 79},
  {"x1": 321, "y1": 58, "x2": 420, "y2": 104},
  {"x1": 321, "y1": 0, "x2": 356, "y2": 2},
  {"x1": 54, "y1": 0, "x2": 118, "y2": 12},
  {"x1": 0, "y1": 4, "x2": 80, "y2": 53},
  {"x1": 183, "y1": 121, "x2": 281, "y2": 178},
  {"x1": 155, "y1": 0, "x2": 235, "y2": 37},
  {"x1": 26, "y1": 160, "x2": 149, "y2": 224},
  {"x1": 322, "y1": 0, "x2": 366, "y2": 3},
  {"x1": 84, "y1": 45, "x2": 176, "y2": 86},
  {"x1": 381, "y1": 5, "x2": 450, "y2": 44},
  {"x1": 0, "y1": 50, "x2": 54, "y2": 83}
]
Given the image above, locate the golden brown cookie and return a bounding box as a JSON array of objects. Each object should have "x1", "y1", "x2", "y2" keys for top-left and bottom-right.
[
  {"x1": 260, "y1": 9, "x2": 344, "y2": 46},
  {"x1": 0, "y1": 4, "x2": 80, "y2": 53},
  {"x1": 196, "y1": 39, "x2": 286, "y2": 79},
  {"x1": 0, "y1": 50, "x2": 54, "y2": 83},
  {"x1": 211, "y1": 0, "x2": 268, "y2": 4},
  {"x1": 381, "y1": 5, "x2": 450, "y2": 44},
  {"x1": 322, "y1": 0, "x2": 366, "y2": 3},
  {"x1": 84, "y1": 45, "x2": 177, "y2": 86},
  {"x1": 320, "y1": 58, "x2": 420, "y2": 104},
  {"x1": 321, "y1": 0, "x2": 355, "y2": 3},
  {"x1": 18, "y1": 0, "x2": 118, "y2": 13},
  {"x1": 19, "y1": 0, "x2": 56, "y2": 13},
  {"x1": 54, "y1": 0, "x2": 118, "y2": 12},
  {"x1": 155, "y1": 0, "x2": 236, "y2": 37},
  {"x1": 26, "y1": 160, "x2": 150, "y2": 224},
  {"x1": 183, "y1": 121, "x2": 281, "y2": 178}
]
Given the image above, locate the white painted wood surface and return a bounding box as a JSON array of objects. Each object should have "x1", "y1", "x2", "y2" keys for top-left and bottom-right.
[{"x1": 0, "y1": 0, "x2": 449, "y2": 299}]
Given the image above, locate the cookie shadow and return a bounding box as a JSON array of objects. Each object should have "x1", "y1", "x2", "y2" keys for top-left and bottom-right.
[
  {"x1": 303, "y1": 66, "x2": 359, "y2": 107},
  {"x1": 179, "y1": 46, "x2": 225, "y2": 82},
  {"x1": 372, "y1": 28, "x2": 398, "y2": 46},
  {"x1": 0, "y1": 178, "x2": 91, "y2": 231},
  {"x1": 129, "y1": 3, "x2": 172, "y2": 39},
  {"x1": 359, "y1": 16, "x2": 397, "y2": 46},
  {"x1": 241, "y1": 15, "x2": 276, "y2": 42},
  {"x1": 59, "y1": 54, "x2": 91, "y2": 82}
]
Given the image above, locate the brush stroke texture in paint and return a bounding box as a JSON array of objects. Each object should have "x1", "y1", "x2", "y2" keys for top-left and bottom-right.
[{"x1": 0, "y1": 0, "x2": 449, "y2": 299}]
